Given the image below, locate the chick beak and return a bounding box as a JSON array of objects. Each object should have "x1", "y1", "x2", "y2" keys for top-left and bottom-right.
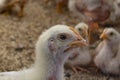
[
  {"x1": 68, "y1": 39, "x2": 87, "y2": 47},
  {"x1": 64, "y1": 27, "x2": 88, "y2": 52},
  {"x1": 64, "y1": 36, "x2": 87, "y2": 52},
  {"x1": 100, "y1": 33, "x2": 108, "y2": 39}
]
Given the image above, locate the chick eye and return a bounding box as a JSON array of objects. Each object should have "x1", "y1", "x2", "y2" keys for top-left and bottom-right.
[
  {"x1": 60, "y1": 34, "x2": 67, "y2": 40},
  {"x1": 109, "y1": 32, "x2": 114, "y2": 36},
  {"x1": 58, "y1": 33, "x2": 69, "y2": 41},
  {"x1": 78, "y1": 28, "x2": 82, "y2": 31}
]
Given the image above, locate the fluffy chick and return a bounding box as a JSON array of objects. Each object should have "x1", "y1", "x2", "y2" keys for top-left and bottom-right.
[
  {"x1": 65, "y1": 22, "x2": 92, "y2": 73},
  {"x1": 94, "y1": 28, "x2": 120, "y2": 75},
  {"x1": 105, "y1": 0, "x2": 120, "y2": 25},
  {"x1": 75, "y1": 22, "x2": 89, "y2": 42},
  {"x1": 68, "y1": 0, "x2": 120, "y2": 26},
  {"x1": 68, "y1": 0, "x2": 110, "y2": 23},
  {"x1": 113, "y1": 0, "x2": 120, "y2": 19},
  {"x1": 0, "y1": 25, "x2": 87, "y2": 80}
]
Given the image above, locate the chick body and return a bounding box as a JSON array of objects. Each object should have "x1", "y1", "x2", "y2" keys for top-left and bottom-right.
[{"x1": 94, "y1": 28, "x2": 120, "y2": 75}]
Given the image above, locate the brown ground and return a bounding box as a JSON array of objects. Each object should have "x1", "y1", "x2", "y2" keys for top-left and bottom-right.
[{"x1": 0, "y1": 0, "x2": 120, "y2": 80}]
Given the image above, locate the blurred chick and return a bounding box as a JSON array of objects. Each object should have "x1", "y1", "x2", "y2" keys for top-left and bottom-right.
[
  {"x1": 0, "y1": 0, "x2": 27, "y2": 17},
  {"x1": 68, "y1": 0, "x2": 110, "y2": 23},
  {"x1": 68, "y1": 0, "x2": 107, "y2": 44},
  {"x1": 105, "y1": 0, "x2": 120, "y2": 25},
  {"x1": 114, "y1": 0, "x2": 120, "y2": 19},
  {"x1": 94, "y1": 28, "x2": 120, "y2": 75},
  {"x1": 65, "y1": 22, "x2": 92, "y2": 73},
  {"x1": 75, "y1": 22, "x2": 89, "y2": 42},
  {"x1": 68, "y1": 0, "x2": 120, "y2": 26}
]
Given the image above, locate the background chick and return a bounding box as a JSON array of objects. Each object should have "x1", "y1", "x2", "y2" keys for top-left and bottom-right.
[
  {"x1": 94, "y1": 28, "x2": 120, "y2": 75},
  {"x1": 75, "y1": 22, "x2": 89, "y2": 42},
  {"x1": 68, "y1": 0, "x2": 110, "y2": 23},
  {"x1": 105, "y1": 0, "x2": 120, "y2": 26},
  {"x1": 0, "y1": 0, "x2": 27, "y2": 17},
  {"x1": 68, "y1": 0, "x2": 106, "y2": 45},
  {"x1": 68, "y1": 0, "x2": 120, "y2": 26},
  {"x1": 65, "y1": 22, "x2": 92, "y2": 73},
  {"x1": 114, "y1": 0, "x2": 120, "y2": 19}
]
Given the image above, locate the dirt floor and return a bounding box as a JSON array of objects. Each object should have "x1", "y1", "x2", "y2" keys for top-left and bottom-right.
[{"x1": 0, "y1": 0, "x2": 120, "y2": 80}]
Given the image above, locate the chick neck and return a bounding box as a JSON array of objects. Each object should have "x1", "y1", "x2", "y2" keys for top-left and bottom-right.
[{"x1": 35, "y1": 39, "x2": 66, "y2": 80}]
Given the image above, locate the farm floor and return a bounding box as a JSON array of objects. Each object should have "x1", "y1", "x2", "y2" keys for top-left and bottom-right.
[{"x1": 0, "y1": 0, "x2": 120, "y2": 80}]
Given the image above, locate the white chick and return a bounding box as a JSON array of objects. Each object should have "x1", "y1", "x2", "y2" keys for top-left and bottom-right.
[
  {"x1": 68, "y1": 0, "x2": 120, "y2": 26},
  {"x1": 94, "y1": 28, "x2": 120, "y2": 75},
  {"x1": 75, "y1": 22, "x2": 89, "y2": 42},
  {"x1": 0, "y1": 25, "x2": 87, "y2": 80},
  {"x1": 68, "y1": 0, "x2": 110, "y2": 23},
  {"x1": 66, "y1": 22, "x2": 91, "y2": 73},
  {"x1": 114, "y1": 0, "x2": 120, "y2": 19}
]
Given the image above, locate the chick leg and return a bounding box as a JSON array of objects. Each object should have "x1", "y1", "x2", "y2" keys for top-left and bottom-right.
[
  {"x1": 75, "y1": 66, "x2": 90, "y2": 73},
  {"x1": 70, "y1": 65, "x2": 78, "y2": 73},
  {"x1": 67, "y1": 64, "x2": 89, "y2": 73},
  {"x1": 18, "y1": 2, "x2": 25, "y2": 17},
  {"x1": 18, "y1": 0, "x2": 27, "y2": 17},
  {"x1": 65, "y1": 63, "x2": 78, "y2": 73},
  {"x1": 56, "y1": 1, "x2": 64, "y2": 13}
]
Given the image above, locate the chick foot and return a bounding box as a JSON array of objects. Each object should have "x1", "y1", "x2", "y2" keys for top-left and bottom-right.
[
  {"x1": 68, "y1": 64, "x2": 90, "y2": 73},
  {"x1": 75, "y1": 66, "x2": 90, "y2": 73}
]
